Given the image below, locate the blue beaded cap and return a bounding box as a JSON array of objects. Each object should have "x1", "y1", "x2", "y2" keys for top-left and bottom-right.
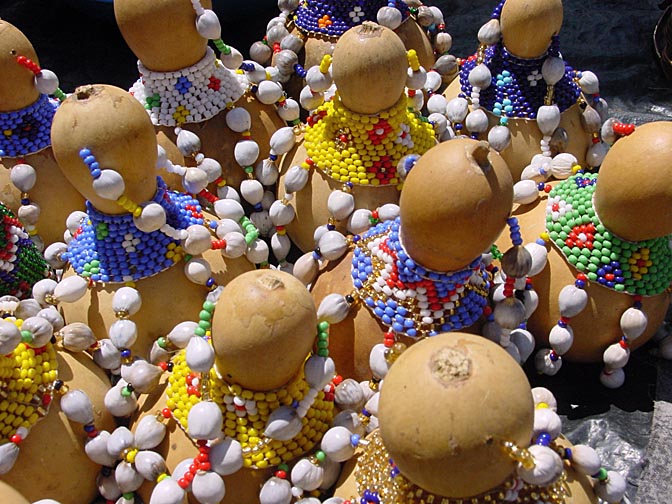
[
  {"x1": 293, "y1": 0, "x2": 410, "y2": 38},
  {"x1": 351, "y1": 217, "x2": 491, "y2": 338},
  {"x1": 62, "y1": 178, "x2": 205, "y2": 284},
  {"x1": 0, "y1": 94, "x2": 58, "y2": 158}
]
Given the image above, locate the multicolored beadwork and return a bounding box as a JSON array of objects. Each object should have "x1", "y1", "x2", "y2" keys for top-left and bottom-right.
[
  {"x1": 0, "y1": 94, "x2": 58, "y2": 158},
  {"x1": 0, "y1": 204, "x2": 48, "y2": 298},
  {"x1": 293, "y1": 0, "x2": 410, "y2": 38},
  {"x1": 304, "y1": 95, "x2": 435, "y2": 186},
  {"x1": 129, "y1": 47, "x2": 247, "y2": 126},
  {"x1": 62, "y1": 178, "x2": 204, "y2": 283},
  {"x1": 545, "y1": 173, "x2": 672, "y2": 295},
  {"x1": 165, "y1": 352, "x2": 334, "y2": 469},
  {"x1": 352, "y1": 217, "x2": 491, "y2": 338}
]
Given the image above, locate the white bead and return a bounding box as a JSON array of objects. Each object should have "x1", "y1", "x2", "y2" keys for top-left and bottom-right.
[
  {"x1": 558, "y1": 285, "x2": 588, "y2": 318},
  {"x1": 259, "y1": 477, "x2": 292, "y2": 504},
  {"x1": 256, "y1": 80, "x2": 284, "y2": 105},
  {"x1": 579, "y1": 71, "x2": 600, "y2": 95},
  {"x1": 196, "y1": 9, "x2": 221, "y2": 39},
  {"x1": 291, "y1": 458, "x2": 324, "y2": 491},
  {"x1": 210, "y1": 438, "x2": 244, "y2": 476},
  {"x1": 517, "y1": 445, "x2": 563, "y2": 486},
  {"x1": 549, "y1": 324, "x2": 574, "y2": 355},
  {"x1": 192, "y1": 471, "x2": 226, "y2": 504},
  {"x1": 120, "y1": 360, "x2": 162, "y2": 394},
  {"x1": 0, "y1": 320, "x2": 20, "y2": 354},
  {"x1": 293, "y1": 252, "x2": 319, "y2": 286},
  {"x1": 271, "y1": 232, "x2": 291, "y2": 262},
  {"x1": 85, "y1": 431, "x2": 117, "y2": 466},
  {"x1": 112, "y1": 287, "x2": 142, "y2": 316},
  {"x1": 225, "y1": 107, "x2": 252, "y2": 132},
  {"x1": 321, "y1": 426, "x2": 355, "y2": 462},
  {"x1": 513, "y1": 179, "x2": 540, "y2": 205},
  {"x1": 603, "y1": 342, "x2": 629, "y2": 369},
  {"x1": 535, "y1": 348, "x2": 562, "y2": 376},
  {"x1": 107, "y1": 426, "x2": 135, "y2": 458},
  {"x1": 182, "y1": 225, "x2": 213, "y2": 255},
  {"x1": 620, "y1": 307, "x2": 648, "y2": 341},
  {"x1": 235, "y1": 140, "x2": 260, "y2": 167},
  {"x1": 594, "y1": 471, "x2": 627, "y2": 503},
  {"x1": 269, "y1": 200, "x2": 296, "y2": 226},
  {"x1": 477, "y1": 18, "x2": 501, "y2": 45},
  {"x1": 182, "y1": 167, "x2": 209, "y2": 194},
  {"x1": 270, "y1": 127, "x2": 297, "y2": 155},
  {"x1": 369, "y1": 343, "x2": 390, "y2": 380},
  {"x1": 570, "y1": 444, "x2": 601, "y2": 475},
  {"x1": 133, "y1": 450, "x2": 166, "y2": 481},
  {"x1": 105, "y1": 381, "x2": 137, "y2": 417},
  {"x1": 317, "y1": 293, "x2": 351, "y2": 324},
  {"x1": 600, "y1": 367, "x2": 625, "y2": 388},
  {"x1": 468, "y1": 63, "x2": 492, "y2": 90},
  {"x1": 264, "y1": 405, "x2": 303, "y2": 441},
  {"x1": 327, "y1": 190, "x2": 355, "y2": 221},
  {"x1": 109, "y1": 319, "x2": 138, "y2": 349},
  {"x1": 0, "y1": 442, "x2": 19, "y2": 474},
  {"x1": 376, "y1": 5, "x2": 402, "y2": 29},
  {"x1": 149, "y1": 477, "x2": 186, "y2": 504},
  {"x1": 167, "y1": 321, "x2": 198, "y2": 349},
  {"x1": 318, "y1": 231, "x2": 348, "y2": 261},
  {"x1": 134, "y1": 415, "x2": 167, "y2": 450},
  {"x1": 550, "y1": 153, "x2": 578, "y2": 179},
  {"x1": 246, "y1": 238, "x2": 270, "y2": 264},
  {"x1": 304, "y1": 355, "x2": 336, "y2": 389},
  {"x1": 465, "y1": 108, "x2": 489, "y2": 133},
  {"x1": 10, "y1": 163, "x2": 36, "y2": 192},
  {"x1": 537, "y1": 105, "x2": 561, "y2": 136},
  {"x1": 116, "y1": 461, "x2": 143, "y2": 493},
  {"x1": 510, "y1": 328, "x2": 535, "y2": 362},
  {"x1": 487, "y1": 125, "x2": 511, "y2": 152},
  {"x1": 60, "y1": 389, "x2": 95, "y2": 424},
  {"x1": 93, "y1": 169, "x2": 125, "y2": 200},
  {"x1": 541, "y1": 56, "x2": 565, "y2": 85},
  {"x1": 188, "y1": 401, "x2": 222, "y2": 440},
  {"x1": 222, "y1": 232, "x2": 247, "y2": 258},
  {"x1": 186, "y1": 336, "x2": 215, "y2": 373},
  {"x1": 93, "y1": 339, "x2": 122, "y2": 371},
  {"x1": 35, "y1": 69, "x2": 60, "y2": 94},
  {"x1": 446, "y1": 97, "x2": 469, "y2": 123}
]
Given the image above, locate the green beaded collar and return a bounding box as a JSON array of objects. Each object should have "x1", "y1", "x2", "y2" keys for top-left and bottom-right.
[{"x1": 545, "y1": 173, "x2": 672, "y2": 296}]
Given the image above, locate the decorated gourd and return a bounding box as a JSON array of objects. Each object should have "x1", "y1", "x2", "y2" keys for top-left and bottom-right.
[
  {"x1": 443, "y1": 0, "x2": 606, "y2": 181},
  {"x1": 512, "y1": 121, "x2": 672, "y2": 388},
  {"x1": 0, "y1": 20, "x2": 85, "y2": 246},
  {"x1": 274, "y1": 22, "x2": 437, "y2": 258},
  {"x1": 310, "y1": 138, "x2": 515, "y2": 380},
  {"x1": 133, "y1": 269, "x2": 336, "y2": 504},
  {"x1": 46, "y1": 84, "x2": 253, "y2": 358},
  {"x1": 332, "y1": 333, "x2": 624, "y2": 503}
]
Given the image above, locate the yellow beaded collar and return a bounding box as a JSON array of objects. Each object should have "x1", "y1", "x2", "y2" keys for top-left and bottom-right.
[
  {"x1": 165, "y1": 351, "x2": 334, "y2": 469},
  {"x1": 303, "y1": 93, "x2": 435, "y2": 186}
]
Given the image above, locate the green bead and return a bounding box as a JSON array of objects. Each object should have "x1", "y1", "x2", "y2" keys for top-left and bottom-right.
[
  {"x1": 318, "y1": 331, "x2": 329, "y2": 340},
  {"x1": 244, "y1": 166, "x2": 254, "y2": 174},
  {"x1": 578, "y1": 255, "x2": 589, "y2": 265},
  {"x1": 567, "y1": 255, "x2": 578, "y2": 265},
  {"x1": 614, "y1": 284, "x2": 626, "y2": 292},
  {"x1": 199, "y1": 310, "x2": 212, "y2": 321},
  {"x1": 315, "y1": 450, "x2": 326, "y2": 462},
  {"x1": 194, "y1": 327, "x2": 206, "y2": 337},
  {"x1": 597, "y1": 468, "x2": 608, "y2": 481},
  {"x1": 317, "y1": 349, "x2": 329, "y2": 358},
  {"x1": 575, "y1": 262, "x2": 585, "y2": 271},
  {"x1": 589, "y1": 256, "x2": 601, "y2": 265},
  {"x1": 318, "y1": 321, "x2": 329, "y2": 331},
  {"x1": 587, "y1": 263, "x2": 598, "y2": 273},
  {"x1": 198, "y1": 320, "x2": 211, "y2": 330},
  {"x1": 317, "y1": 340, "x2": 329, "y2": 349},
  {"x1": 123, "y1": 493, "x2": 134, "y2": 500},
  {"x1": 278, "y1": 463, "x2": 289, "y2": 472},
  {"x1": 121, "y1": 387, "x2": 132, "y2": 397},
  {"x1": 91, "y1": 260, "x2": 100, "y2": 267},
  {"x1": 587, "y1": 272, "x2": 598, "y2": 281},
  {"x1": 562, "y1": 246, "x2": 572, "y2": 256},
  {"x1": 157, "y1": 337, "x2": 167, "y2": 349},
  {"x1": 203, "y1": 300, "x2": 215, "y2": 312},
  {"x1": 20, "y1": 330, "x2": 32, "y2": 342}
]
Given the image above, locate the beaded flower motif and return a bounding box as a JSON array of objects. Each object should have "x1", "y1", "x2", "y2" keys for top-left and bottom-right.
[
  {"x1": 0, "y1": 94, "x2": 58, "y2": 158},
  {"x1": 546, "y1": 173, "x2": 672, "y2": 296}
]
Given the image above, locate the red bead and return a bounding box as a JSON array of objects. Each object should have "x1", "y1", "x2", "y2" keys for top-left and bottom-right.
[
  {"x1": 161, "y1": 408, "x2": 172, "y2": 419},
  {"x1": 560, "y1": 316, "x2": 570, "y2": 324},
  {"x1": 42, "y1": 394, "x2": 52, "y2": 406},
  {"x1": 190, "y1": 463, "x2": 199, "y2": 473},
  {"x1": 200, "y1": 462, "x2": 211, "y2": 471},
  {"x1": 197, "y1": 452, "x2": 209, "y2": 462},
  {"x1": 619, "y1": 339, "x2": 629, "y2": 349},
  {"x1": 159, "y1": 361, "x2": 168, "y2": 371},
  {"x1": 88, "y1": 430, "x2": 99, "y2": 438},
  {"x1": 332, "y1": 375, "x2": 343, "y2": 385},
  {"x1": 544, "y1": 184, "x2": 552, "y2": 193},
  {"x1": 178, "y1": 478, "x2": 190, "y2": 489},
  {"x1": 10, "y1": 434, "x2": 22, "y2": 444},
  {"x1": 275, "y1": 470, "x2": 287, "y2": 479},
  {"x1": 576, "y1": 273, "x2": 587, "y2": 281},
  {"x1": 185, "y1": 471, "x2": 195, "y2": 482}
]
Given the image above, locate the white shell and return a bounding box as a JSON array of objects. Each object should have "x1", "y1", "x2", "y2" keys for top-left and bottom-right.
[
  {"x1": 558, "y1": 285, "x2": 588, "y2": 317},
  {"x1": 304, "y1": 355, "x2": 335, "y2": 389},
  {"x1": 97, "y1": 471, "x2": 121, "y2": 500},
  {"x1": 541, "y1": 56, "x2": 565, "y2": 85},
  {"x1": 365, "y1": 392, "x2": 380, "y2": 416},
  {"x1": 217, "y1": 184, "x2": 241, "y2": 202},
  {"x1": 18, "y1": 202, "x2": 40, "y2": 225},
  {"x1": 536, "y1": 105, "x2": 561, "y2": 136},
  {"x1": 525, "y1": 242, "x2": 548, "y2": 277},
  {"x1": 586, "y1": 141, "x2": 609, "y2": 167},
  {"x1": 241, "y1": 180, "x2": 265, "y2": 207},
  {"x1": 104, "y1": 381, "x2": 137, "y2": 417},
  {"x1": 579, "y1": 71, "x2": 600, "y2": 95},
  {"x1": 120, "y1": 359, "x2": 162, "y2": 394},
  {"x1": 184, "y1": 257, "x2": 213, "y2": 285},
  {"x1": 270, "y1": 127, "x2": 296, "y2": 155},
  {"x1": 176, "y1": 127, "x2": 201, "y2": 156},
  {"x1": 271, "y1": 232, "x2": 292, "y2": 262},
  {"x1": 426, "y1": 94, "x2": 447, "y2": 115},
  {"x1": 428, "y1": 112, "x2": 447, "y2": 135},
  {"x1": 93, "y1": 170, "x2": 126, "y2": 200},
  {"x1": 293, "y1": 253, "x2": 319, "y2": 286},
  {"x1": 531, "y1": 387, "x2": 557, "y2": 411},
  {"x1": 188, "y1": 401, "x2": 223, "y2": 440},
  {"x1": 549, "y1": 324, "x2": 574, "y2": 355},
  {"x1": 278, "y1": 98, "x2": 300, "y2": 122},
  {"x1": 93, "y1": 339, "x2": 122, "y2": 371},
  {"x1": 198, "y1": 157, "x2": 222, "y2": 183},
  {"x1": 434, "y1": 32, "x2": 452, "y2": 53},
  {"x1": 85, "y1": 431, "x2": 117, "y2": 466},
  {"x1": 0, "y1": 442, "x2": 19, "y2": 474},
  {"x1": 134, "y1": 415, "x2": 167, "y2": 450},
  {"x1": 406, "y1": 67, "x2": 428, "y2": 91},
  {"x1": 61, "y1": 389, "x2": 94, "y2": 424},
  {"x1": 319, "y1": 456, "x2": 342, "y2": 491},
  {"x1": 134, "y1": 450, "x2": 167, "y2": 481},
  {"x1": 317, "y1": 293, "x2": 351, "y2": 324},
  {"x1": 259, "y1": 477, "x2": 292, "y2": 504},
  {"x1": 116, "y1": 461, "x2": 144, "y2": 493},
  {"x1": 21, "y1": 316, "x2": 53, "y2": 347},
  {"x1": 424, "y1": 70, "x2": 443, "y2": 93},
  {"x1": 318, "y1": 231, "x2": 347, "y2": 261},
  {"x1": 256, "y1": 158, "x2": 280, "y2": 186},
  {"x1": 269, "y1": 200, "x2": 296, "y2": 226},
  {"x1": 510, "y1": 328, "x2": 535, "y2": 362},
  {"x1": 112, "y1": 287, "x2": 142, "y2": 316},
  {"x1": 17, "y1": 299, "x2": 40, "y2": 319},
  {"x1": 291, "y1": 458, "x2": 324, "y2": 491},
  {"x1": 226, "y1": 107, "x2": 252, "y2": 133},
  {"x1": 378, "y1": 203, "x2": 400, "y2": 222},
  {"x1": 44, "y1": 241, "x2": 68, "y2": 269},
  {"x1": 581, "y1": 106, "x2": 602, "y2": 134},
  {"x1": 0, "y1": 321, "x2": 20, "y2": 354},
  {"x1": 134, "y1": 203, "x2": 167, "y2": 233},
  {"x1": 214, "y1": 199, "x2": 245, "y2": 221},
  {"x1": 186, "y1": 336, "x2": 215, "y2": 373},
  {"x1": 222, "y1": 232, "x2": 247, "y2": 258},
  {"x1": 594, "y1": 471, "x2": 627, "y2": 503},
  {"x1": 10, "y1": 163, "x2": 37, "y2": 192},
  {"x1": 264, "y1": 405, "x2": 303, "y2": 441},
  {"x1": 570, "y1": 444, "x2": 601, "y2": 475},
  {"x1": 347, "y1": 209, "x2": 372, "y2": 235},
  {"x1": 603, "y1": 342, "x2": 629, "y2": 369},
  {"x1": 107, "y1": 426, "x2": 134, "y2": 458},
  {"x1": 167, "y1": 321, "x2": 198, "y2": 348},
  {"x1": 523, "y1": 289, "x2": 539, "y2": 319},
  {"x1": 150, "y1": 477, "x2": 186, "y2": 504},
  {"x1": 182, "y1": 167, "x2": 209, "y2": 194},
  {"x1": 533, "y1": 407, "x2": 562, "y2": 439},
  {"x1": 235, "y1": 140, "x2": 260, "y2": 167},
  {"x1": 513, "y1": 180, "x2": 539, "y2": 205},
  {"x1": 192, "y1": 471, "x2": 226, "y2": 504},
  {"x1": 109, "y1": 319, "x2": 138, "y2": 349},
  {"x1": 478, "y1": 18, "x2": 501, "y2": 45},
  {"x1": 377, "y1": 5, "x2": 402, "y2": 29},
  {"x1": 300, "y1": 85, "x2": 325, "y2": 111},
  {"x1": 535, "y1": 348, "x2": 562, "y2": 376},
  {"x1": 335, "y1": 378, "x2": 365, "y2": 411},
  {"x1": 517, "y1": 445, "x2": 563, "y2": 486},
  {"x1": 369, "y1": 343, "x2": 391, "y2": 380},
  {"x1": 32, "y1": 278, "x2": 57, "y2": 306},
  {"x1": 620, "y1": 307, "x2": 648, "y2": 341},
  {"x1": 327, "y1": 190, "x2": 355, "y2": 221},
  {"x1": 54, "y1": 275, "x2": 89, "y2": 303},
  {"x1": 246, "y1": 238, "x2": 270, "y2": 264},
  {"x1": 482, "y1": 320, "x2": 502, "y2": 342},
  {"x1": 465, "y1": 108, "x2": 489, "y2": 133},
  {"x1": 600, "y1": 367, "x2": 625, "y2": 388},
  {"x1": 196, "y1": 9, "x2": 221, "y2": 39},
  {"x1": 210, "y1": 437, "x2": 244, "y2": 476},
  {"x1": 468, "y1": 63, "x2": 492, "y2": 90},
  {"x1": 320, "y1": 426, "x2": 355, "y2": 462},
  {"x1": 35, "y1": 69, "x2": 60, "y2": 94},
  {"x1": 221, "y1": 46, "x2": 244, "y2": 70},
  {"x1": 446, "y1": 97, "x2": 469, "y2": 123},
  {"x1": 493, "y1": 298, "x2": 526, "y2": 329},
  {"x1": 487, "y1": 125, "x2": 511, "y2": 152},
  {"x1": 550, "y1": 153, "x2": 578, "y2": 179},
  {"x1": 256, "y1": 80, "x2": 284, "y2": 105},
  {"x1": 66, "y1": 210, "x2": 88, "y2": 234},
  {"x1": 60, "y1": 322, "x2": 95, "y2": 352},
  {"x1": 182, "y1": 225, "x2": 212, "y2": 255},
  {"x1": 284, "y1": 165, "x2": 310, "y2": 193}
]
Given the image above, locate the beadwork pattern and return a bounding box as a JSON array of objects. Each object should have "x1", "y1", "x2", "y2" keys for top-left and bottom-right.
[
  {"x1": 129, "y1": 47, "x2": 247, "y2": 127},
  {"x1": 545, "y1": 173, "x2": 672, "y2": 296},
  {"x1": 166, "y1": 352, "x2": 334, "y2": 469},
  {"x1": 352, "y1": 217, "x2": 491, "y2": 337},
  {"x1": 293, "y1": 0, "x2": 410, "y2": 38},
  {"x1": 62, "y1": 178, "x2": 204, "y2": 283},
  {"x1": 354, "y1": 430, "x2": 569, "y2": 504},
  {"x1": 304, "y1": 95, "x2": 435, "y2": 185},
  {"x1": 0, "y1": 94, "x2": 58, "y2": 158},
  {"x1": 458, "y1": 39, "x2": 582, "y2": 119},
  {"x1": 0, "y1": 205, "x2": 48, "y2": 298}
]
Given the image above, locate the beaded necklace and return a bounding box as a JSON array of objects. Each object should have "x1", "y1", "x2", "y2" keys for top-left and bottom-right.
[
  {"x1": 293, "y1": 0, "x2": 410, "y2": 38},
  {"x1": 129, "y1": 47, "x2": 247, "y2": 127},
  {"x1": 0, "y1": 94, "x2": 58, "y2": 158},
  {"x1": 352, "y1": 217, "x2": 491, "y2": 339},
  {"x1": 304, "y1": 94, "x2": 435, "y2": 186},
  {"x1": 165, "y1": 351, "x2": 334, "y2": 469},
  {"x1": 62, "y1": 177, "x2": 204, "y2": 284},
  {"x1": 545, "y1": 173, "x2": 672, "y2": 296}
]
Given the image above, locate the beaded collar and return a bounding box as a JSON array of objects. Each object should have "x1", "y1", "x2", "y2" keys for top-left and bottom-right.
[
  {"x1": 0, "y1": 204, "x2": 48, "y2": 298},
  {"x1": 62, "y1": 178, "x2": 205, "y2": 284},
  {"x1": 545, "y1": 173, "x2": 672, "y2": 296},
  {"x1": 351, "y1": 217, "x2": 491, "y2": 338},
  {"x1": 458, "y1": 39, "x2": 582, "y2": 120},
  {"x1": 129, "y1": 47, "x2": 247, "y2": 127},
  {"x1": 166, "y1": 351, "x2": 334, "y2": 469},
  {"x1": 353, "y1": 430, "x2": 569, "y2": 504},
  {"x1": 293, "y1": 0, "x2": 410, "y2": 38},
  {"x1": 0, "y1": 94, "x2": 58, "y2": 158},
  {"x1": 304, "y1": 94, "x2": 435, "y2": 186}
]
